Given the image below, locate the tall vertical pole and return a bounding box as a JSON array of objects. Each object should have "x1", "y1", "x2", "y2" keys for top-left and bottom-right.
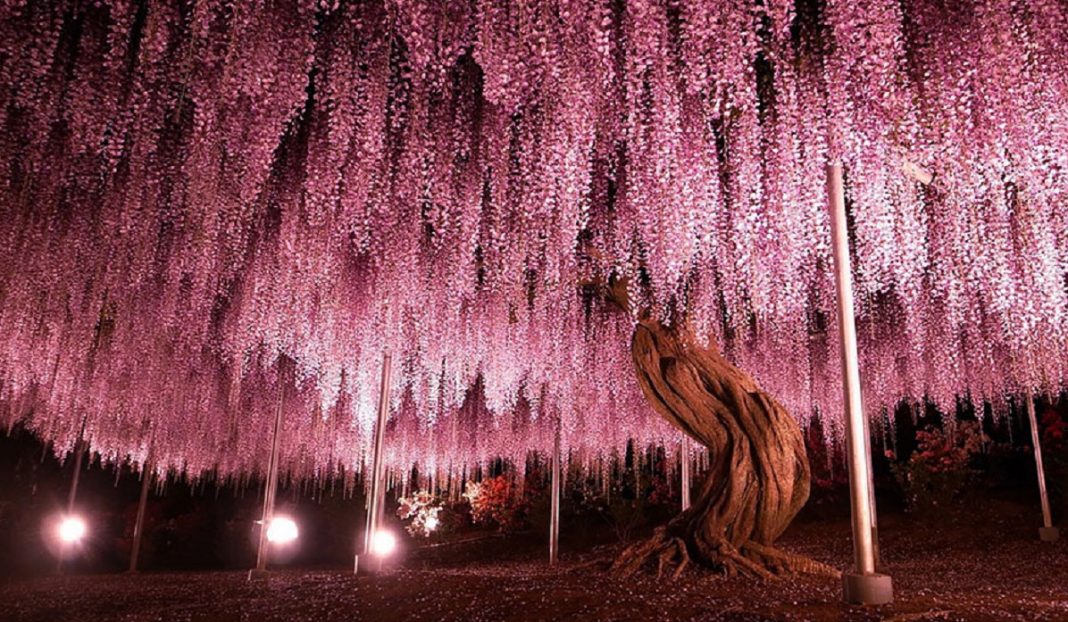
[
  {"x1": 827, "y1": 163, "x2": 892, "y2": 605},
  {"x1": 862, "y1": 406, "x2": 881, "y2": 570},
  {"x1": 251, "y1": 379, "x2": 286, "y2": 578},
  {"x1": 58, "y1": 419, "x2": 88, "y2": 573},
  {"x1": 1025, "y1": 396, "x2": 1059, "y2": 542},
  {"x1": 129, "y1": 442, "x2": 154, "y2": 573},
  {"x1": 357, "y1": 351, "x2": 393, "y2": 573},
  {"x1": 680, "y1": 435, "x2": 691, "y2": 511},
  {"x1": 67, "y1": 418, "x2": 88, "y2": 513},
  {"x1": 549, "y1": 418, "x2": 561, "y2": 565}
]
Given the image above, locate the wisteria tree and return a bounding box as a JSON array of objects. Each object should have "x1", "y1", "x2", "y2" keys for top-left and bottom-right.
[
  {"x1": 1, "y1": 0, "x2": 1066, "y2": 578},
  {"x1": 597, "y1": 278, "x2": 837, "y2": 577}
]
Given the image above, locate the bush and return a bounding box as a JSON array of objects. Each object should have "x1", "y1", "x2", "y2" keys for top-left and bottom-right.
[
  {"x1": 890, "y1": 421, "x2": 986, "y2": 515},
  {"x1": 569, "y1": 467, "x2": 676, "y2": 544},
  {"x1": 1041, "y1": 407, "x2": 1068, "y2": 513},
  {"x1": 463, "y1": 474, "x2": 533, "y2": 532},
  {"x1": 396, "y1": 491, "x2": 446, "y2": 538}
]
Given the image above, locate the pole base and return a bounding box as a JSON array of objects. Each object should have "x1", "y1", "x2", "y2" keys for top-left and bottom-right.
[
  {"x1": 843, "y1": 572, "x2": 893, "y2": 605},
  {"x1": 247, "y1": 568, "x2": 270, "y2": 581},
  {"x1": 1039, "y1": 526, "x2": 1060, "y2": 542}
]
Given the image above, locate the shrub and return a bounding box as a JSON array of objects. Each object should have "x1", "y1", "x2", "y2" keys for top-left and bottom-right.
[
  {"x1": 396, "y1": 491, "x2": 445, "y2": 537},
  {"x1": 577, "y1": 467, "x2": 676, "y2": 544},
  {"x1": 1041, "y1": 407, "x2": 1068, "y2": 510},
  {"x1": 463, "y1": 474, "x2": 531, "y2": 532},
  {"x1": 890, "y1": 421, "x2": 986, "y2": 514}
]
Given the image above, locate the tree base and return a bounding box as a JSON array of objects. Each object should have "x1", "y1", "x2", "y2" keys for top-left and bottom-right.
[
  {"x1": 1039, "y1": 526, "x2": 1060, "y2": 542},
  {"x1": 611, "y1": 525, "x2": 840, "y2": 580},
  {"x1": 611, "y1": 320, "x2": 841, "y2": 582},
  {"x1": 842, "y1": 572, "x2": 893, "y2": 605}
]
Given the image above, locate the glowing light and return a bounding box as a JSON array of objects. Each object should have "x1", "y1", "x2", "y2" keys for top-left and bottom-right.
[
  {"x1": 370, "y1": 530, "x2": 397, "y2": 557},
  {"x1": 265, "y1": 516, "x2": 298, "y2": 544},
  {"x1": 57, "y1": 516, "x2": 87, "y2": 544},
  {"x1": 424, "y1": 515, "x2": 439, "y2": 532}
]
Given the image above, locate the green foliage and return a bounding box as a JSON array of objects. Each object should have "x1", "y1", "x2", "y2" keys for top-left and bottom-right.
[
  {"x1": 563, "y1": 465, "x2": 676, "y2": 544},
  {"x1": 890, "y1": 421, "x2": 987, "y2": 515},
  {"x1": 1040, "y1": 407, "x2": 1068, "y2": 514}
]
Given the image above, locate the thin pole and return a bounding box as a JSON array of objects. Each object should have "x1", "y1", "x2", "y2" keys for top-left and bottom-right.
[
  {"x1": 58, "y1": 420, "x2": 87, "y2": 573},
  {"x1": 1025, "y1": 396, "x2": 1057, "y2": 540},
  {"x1": 862, "y1": 403, "x2": 881, "y2": 570},
  {"x1": 67, "y1": 419, "x2": 88, "y2": 513},
  {"x1": 252, "y1": 379, "x2": 286, "y2": 576},
  {"x1": 827, "y1": 163, "x2": 892, "y2": 604},
  {"x1": 549, "y1": 418, "x2": 561, "y2": 565},
  {"x1": 680, "y1": 435, "x2": 691, "y2": 511},
  {"x1": 358, "y1": 351, "x2": 393, "y2": 573},
  {"x1": 129, "y1": 443, "x2": 154, "y2": 573}
]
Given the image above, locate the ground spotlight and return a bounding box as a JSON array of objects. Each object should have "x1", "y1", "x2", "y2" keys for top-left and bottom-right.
[
  {"x1": 370, "y1": 530, "x2": 396, "y2": 557},
  {"x1": 57, "y1": 515, "x2": 87, "y2": 544},
  {"x1": 265, "y1": 516, "x2": 298, "y2": 545}
]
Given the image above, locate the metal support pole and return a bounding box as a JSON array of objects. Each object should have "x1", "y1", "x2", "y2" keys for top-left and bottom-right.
[
  {"x1": 549, "y1": 418, "x2": 561, "y2": 565},
  {"x1": 827, "y1": 163, "x2": 892, "y2": 605},
  {"x1": 1025, "y1": 396, "x2": 1059, "y2": 542},
  {"x1": 357, "y1": 351, "x2": 393, "y2": 573},
  {"x1": 680, "y1": 435, "x2": 691, "y2": 511},
  {"x1": 129, "y1": 443, "x2": 154, "y2": 573},
  {"x1": 67, "y1": 420, "x2": 87, "y2": 513},
  {"x1": 862, "y1": 405, "x2": 881, "y2": 570},
  {"x1": 58, "y1": 420, "x2": 88, "y2": 573},
  {"x1": 250, "y1": 380, "x2": 286, "y2": 579}
]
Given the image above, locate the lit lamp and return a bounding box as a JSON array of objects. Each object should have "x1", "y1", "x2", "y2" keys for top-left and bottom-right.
[
  {"x1": 57, "y1": 515, "x2": 87, "y2": 544},
  {"x1": 248, "y1": 515, "x2": 299, "y2": 580},
  {"x1": 265, "y1": 516, "x2": 299, "y2": 545},
  {"x1": 369, "y1": 530, "x2": 396, "y2": 557},
  {"x1": 49, "y1": 514, "x2": 88, "y2": 565}
]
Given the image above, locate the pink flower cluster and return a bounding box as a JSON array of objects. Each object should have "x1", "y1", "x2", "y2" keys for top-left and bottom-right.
[{"x1": 0, "y1": 0, "x2": 1065, "y2": 483}]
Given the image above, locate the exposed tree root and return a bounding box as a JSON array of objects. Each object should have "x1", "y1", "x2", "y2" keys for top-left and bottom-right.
[
  {"x1": 740, "y1": 540, "x2": 840, "y2": 578},
  {"x1": 612, "y1": 525, "x2": 840, "y2": 580}
]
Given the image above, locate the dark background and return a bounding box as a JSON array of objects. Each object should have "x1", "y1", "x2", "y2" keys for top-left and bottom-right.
[{"x1": 0, "y1": 395, "x2": 1064, "y2": 577}]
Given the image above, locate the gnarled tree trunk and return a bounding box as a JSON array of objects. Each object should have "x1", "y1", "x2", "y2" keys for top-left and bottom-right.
[{"x1": 612, "y1": 320, "x2": 838, "y2": 579}]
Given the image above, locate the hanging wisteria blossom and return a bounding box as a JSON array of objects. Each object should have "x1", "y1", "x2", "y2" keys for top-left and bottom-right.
[{"x1": 0, "y1": 0, "x2": 1065, "y2": 499}]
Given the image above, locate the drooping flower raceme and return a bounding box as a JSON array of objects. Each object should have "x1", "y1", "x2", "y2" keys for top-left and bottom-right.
[{"x1": 0, "y1": 0, "x2": 1065, "y2": 484}]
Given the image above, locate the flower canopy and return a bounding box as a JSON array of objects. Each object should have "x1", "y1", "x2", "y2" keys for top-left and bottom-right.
[{"x1": 0, "y1": 0, "x2": 1065, "y2": 479}]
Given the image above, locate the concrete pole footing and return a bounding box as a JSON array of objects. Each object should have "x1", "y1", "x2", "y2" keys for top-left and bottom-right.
[{"x1": 843, "y1": 572, "x2": 893, "y2": 606}]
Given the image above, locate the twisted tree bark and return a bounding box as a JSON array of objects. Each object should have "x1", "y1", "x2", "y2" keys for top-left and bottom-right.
[{"x1": 612, "y1": 320, "x2": 838, "y2": 579}]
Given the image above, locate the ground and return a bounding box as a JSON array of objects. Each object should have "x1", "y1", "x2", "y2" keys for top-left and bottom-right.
[{"x1": 2, "y1": 501, "x2": 1066, "y2": 622}]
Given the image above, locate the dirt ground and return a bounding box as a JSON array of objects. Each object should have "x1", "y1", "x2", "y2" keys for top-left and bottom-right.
[{"x1": 2, "y1": 503, "x2": 1066, "y2": 622}]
